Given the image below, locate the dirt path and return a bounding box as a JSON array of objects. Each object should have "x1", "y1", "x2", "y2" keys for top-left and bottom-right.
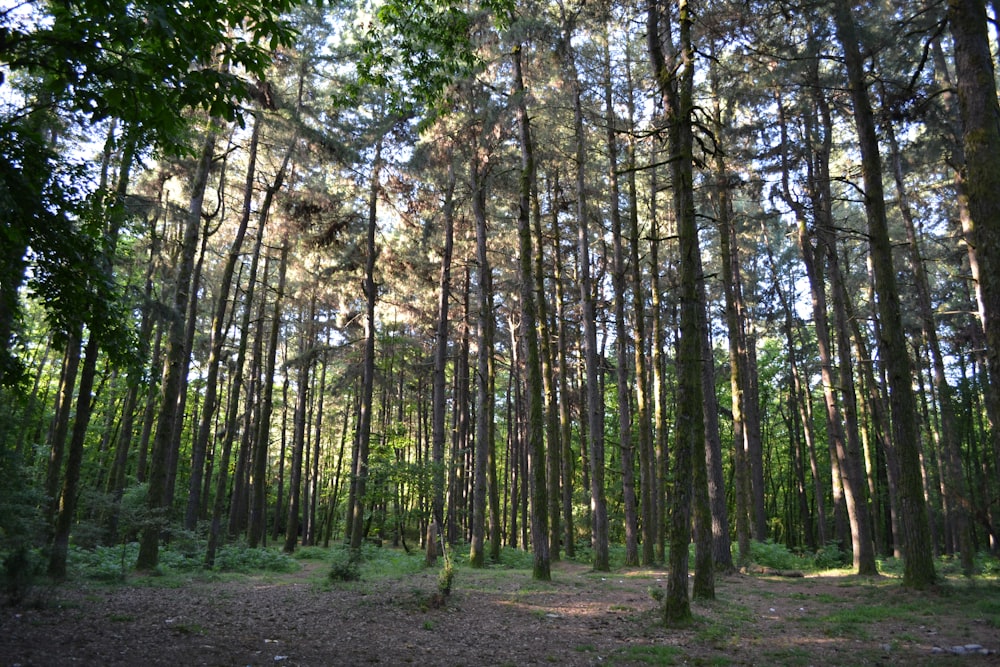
[{"x1": 2, "y1": 560, "x2": 998, "y2": 665}]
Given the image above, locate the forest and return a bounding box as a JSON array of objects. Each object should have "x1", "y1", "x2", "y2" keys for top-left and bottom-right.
[{"x1": 2, "y1": 0, "x2": 1000, "y2": 626}]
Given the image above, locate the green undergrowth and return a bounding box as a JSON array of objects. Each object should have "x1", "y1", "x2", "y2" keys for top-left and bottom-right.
[
  {"x1": 65, "y1": 539, "x2": 298, "y2": 583},
  {"x1": 747, "y1": 539, "x2": 849, "y2": 572}
]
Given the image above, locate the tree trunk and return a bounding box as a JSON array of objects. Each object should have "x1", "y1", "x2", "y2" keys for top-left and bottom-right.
[
  {"x1": 431, "y1": 158, "x2": 455, "y2": 555},
  {"x1": 832, "y1": 0, "x2": 936, "y2": 587},
  {"x1": 603, "y1": 33, "x2": 639, "y2": 568},
  {"x1": 648, "y1": 157, "x2": 669, "y2": 565},
  {"x1": 511, "y1": 47, "x2": 551, "y2": 575},
  {"x1": 249, "y1": 237, "x2": 289, "y2": 548},
  {"x1": 469, "y1": 138, "x2": 495, "y2": 566},
  {"x1": 948, "y1": 0, "x2": 1000, "y2": 561},
  {"x1": 534, "y1": 176, "x2": 562, "y2": 562},
  {"x1": 886, "y1": 122, "x2": 974, "y2": 572},
  {"x1": 552, "y1": 198, "x2": 576, "y2": 560},
  {"x1": 563, "y1": 25, "x2": 609, "y2": 573},
  {"x1": 205, "y1": 201, "x2": 267, "y2": 568},
  {"x1": 349, "y1": 137, "x2": 383, "y2": 552},
  {"x1": 619, "y1": 45, "x2": 658, "y2": 567},
  {"x1": 284, "y1": 305, "x2": 313, "y2": 554},
  {"x1": 649, "y1": 0, "x2": 710, "y2": 621},
  {"x1": 187, "y1": 113, "x2": 262, "y2": 531},
  {"x1": 138, "y1": 126, "x2": 216, "y2": 571}
]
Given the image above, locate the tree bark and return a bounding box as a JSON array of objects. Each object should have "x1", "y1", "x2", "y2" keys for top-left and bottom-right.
[
  {"x1": 832, "y1": 0, "x2": 936, "y2": 587},
  {"x1": 138, "y1": 125, "x2": 216, "y2": 571},
  {"x1": 563, "y1": 24, "x2": 610, "y2": 573},
  {"x1": 249, "y1": 237, "x2": 289, "y2": 547},
  {"x1": 948, "y1": 0, "x2": 1000, "y2": 559},
  {"x1": 649, "y1": 0, "x2": 711, "y2": 621},
  {"x1": 348, "y1": 136, "x2": 383, "y2": 552},
  {"x1": 469, "y1": 137, "x2": 496, "y2": 567},
  {"x1": 512, "y1": 45, "x2": 551, "y2": 575},
  {"x1": 186, "y1": 113, "x2": 261, "y2": 531},
  {"x1": 603, "y1": 33, "x2": 639, "y2": 568}
]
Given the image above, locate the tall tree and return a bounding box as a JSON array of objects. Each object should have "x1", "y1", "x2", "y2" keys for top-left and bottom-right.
[
  {"x1": 831, "y1": 0, "x2": 935, "y2": 587},
  {"x1": 348, "y1": 136, "x2": 384, "y2": 552},
  {"x1": 561, "y1": 20, "x2": 610, "y2": 573},
  {"x1": 137, "y1": 125, "x2": 217, "y2": 571},
  {"x1": 512, "y1": 42, "x2": 551, "y2": 581},
  {"x1": 948, "y1": 0, "x2": 1000, "y2": 542},
  {"x1": 649, "y1": 0, "x2": 712, "y2": 622}
]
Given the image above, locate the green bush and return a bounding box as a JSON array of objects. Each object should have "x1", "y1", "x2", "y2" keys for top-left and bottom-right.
[
  {"x1": 68, "y1": 543, "x2": 137, "y2": 581},
  {"x1": 212, "y1": 544, "x2": 297, "y2": 573},
  {"x1": 750, "y1": 540, "x2": 807, "y2": 571},
  {"x1": 0, "y1": 453, "x2": 46, "y2": 599},
  {"x1": 2, "y1": 545, "x2": 44, "y2": 602},
  {"x1": 328, "y1": 547, "x2": 361, "y2": 582},
  {"x1": 813, "y1": 542, "x2": 849, "y2": 570}
]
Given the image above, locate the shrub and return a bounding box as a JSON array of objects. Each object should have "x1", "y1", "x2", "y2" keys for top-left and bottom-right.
[
  {"x1": 813, "y1": 542, "x2": 849, "y2": 570},
  {"x1": 212, "y1": 544, "x2": 297, "y2": 573},
  {"x1": 750, "y1": 540, "x2": 805, "y2": 571},
  {"x1": 328, "y1": 547, "x2": 361, "y2": 582},
  {"x1": 2, "y1": 545, "x2": 44, "y2": 603}
]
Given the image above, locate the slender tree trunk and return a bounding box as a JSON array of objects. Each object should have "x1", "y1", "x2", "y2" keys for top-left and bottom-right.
[
  {"x1": 648, "y1": 158, "x2": 669, "y2": 565},
  {"x1": 552, "y1": 200, "x2": 576, "y2": 559},
  {"x1": 563, "y1": 25, "x2": 610, "y2": 573},
  {"x1": 885, "y1": 122, "x2": 974, "y2": 573},
  {"x1": 649, "y1": 0, "x2": 711, "y2": 621},
  {"x1": 205, "y1": 201, "x2": 266, "y2": 567},
  {"x1": 511, "y1": 53, "x2": 551, "y2": 576},
  {"x1": 249, "y1": 237, "x2": 289, "y2": 547},
  {"x1": 824, "y1": 223, "x2": 878, "y2": 575},
  {"x1": 45, "y1": 332, "x2": 81, "y2": 532},
  {"x1": 138, "y1": 126, "x2": 216, "y2": 571},
  {"x1": 49, "y1": 134, "x2": 136, "y2": 576},
  {"x1": 603, "y1": 33, "x2": 639, "y2": 568},
  {"x1": 713, "y1": 60, "x2": 753, "y2": 564},
  {"x1": 618, "y1": 50, "x2": 657, "y2": 568},
  {"x1": 284, "y1": 305, "x2": 314, "y2": 553},
  {"x1": 833, "y1": 0, "x2": 936, "y2": 586},
  {"x1": 187, "y1": 113, "x2": 262, "y2": 531},
  {"x1": 230, "y1": 258, "x2": 269, "y2": 539},
  {"x1": 535, "y1": 176, "x2": 562, "y2": 561},
  {"x1": 432, "y1": 158, "x2": 455, "y2": 557},
  {"x1": 698, "y1": 262, "x2": 734, "y2": 573},
  {"x1": 469, "y1": 141, "x2": 495, "y2": 567},
  {"x1": 47, "y1": 334, "x2": 97, "y2": 578},
  {"x1": 349, "y1": 137, "x2": 383, "y2": 552}
]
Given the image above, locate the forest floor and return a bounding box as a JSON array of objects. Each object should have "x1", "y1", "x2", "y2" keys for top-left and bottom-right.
[{"x1": 2, "y1": 554, "x2": 1000, "y2": 666}]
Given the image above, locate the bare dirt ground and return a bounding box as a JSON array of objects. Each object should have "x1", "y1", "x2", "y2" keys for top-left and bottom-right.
[{"x1": 2, "y1": 559, "x2": 999, "y2": 666}]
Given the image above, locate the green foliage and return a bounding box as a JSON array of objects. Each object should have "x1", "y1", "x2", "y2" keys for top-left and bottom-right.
[
  {"x1": 746, "y1": 539, "x2": 848, "y2": 572},
  {"x1": 212, "y1": 544, "x2": 298, "y2": 573},
  {"x1": 0, "y1": 451, "x2": 46, "y2": 601},
  {"x1": 749, "y1": 540, "x2": 809, "y2": 571},
  {"x1": 2, "y1": 545, "x2": 44, "y2": 603},
  {"x1": 66, "y1": 540, "x2": 298, "y2": 580},
  {"x1": 353, "y1": 0, "x2": 491, "y2": 116},
  {"x1": 812, "y1": 542, "x2": 849, "y2": 570},
  {"x1": 491, "y1": 545, "x2": 536, "y2": 569},
  {"x1": 3, "y1": 0, "x2": 297, "y2": 145},
  {"x1": 68, "y1": 544, "x2": 139, "y2": 582},
  {"x1": 437, "y1": 545, "x2": 454, "y2": 596},
  {"x1": 328, "y1": 546, "x2": 362, "y2": 582}
]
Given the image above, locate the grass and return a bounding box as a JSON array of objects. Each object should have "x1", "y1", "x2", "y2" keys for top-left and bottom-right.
[{"x1": 607, "y1": 645, "x2": 685, "y2": 665}]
